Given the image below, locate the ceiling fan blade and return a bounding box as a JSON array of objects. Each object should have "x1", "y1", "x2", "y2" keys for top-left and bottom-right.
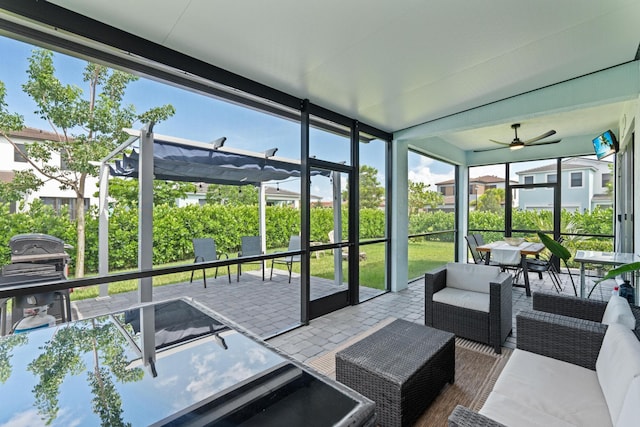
[
  {"x1": 523, "y1": 130, "x2": 556, "y2": 144},
  {"x1": 473, "y1": 145, "x2": 509, "y2": 152},
  {"x1": 489, "y1": 139, "x2": 511, "y2": 146},
  {"x1": 524, "y1": 139, "x2": 561, "y2": 147}
]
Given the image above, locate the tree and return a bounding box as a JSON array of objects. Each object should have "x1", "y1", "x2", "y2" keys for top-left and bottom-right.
[
  {"x1": 0, "y1": 49, "x2": 175, "y2": 277},
  {"x1": 476, "y1": 188, "x2": 505, "y2": 213},
  {"x1": 102, "y1": 178, "x2": 194, "y2": 208},
  {"x1": 342, "y1": 165, "x2": 384, "y2": 209},
  {"x1": 408, "y1": 180, "x2": 444, "y2": 213},
  {"x1": 205, "y1": 183, "x2": 259, "y2": 205}
]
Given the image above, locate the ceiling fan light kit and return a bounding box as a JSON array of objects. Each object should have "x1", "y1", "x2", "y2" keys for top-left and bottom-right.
[{"x1": 475, "y1": 123, "x2": 562, "y2": 152}]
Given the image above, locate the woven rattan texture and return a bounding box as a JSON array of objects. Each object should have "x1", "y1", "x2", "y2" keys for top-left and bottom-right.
[
  {"x1": 425, "y1": 266, "x2": 512, "y2": 353},
  {"x1": 447, "y1": 405, "x2": 507, "y2": 427},
  {"x1": 336, "y1": 319, "x2": 455, "y2": 427},
  {"x1": 516, "y1": 309, "x2": 606, "y2": 370}
]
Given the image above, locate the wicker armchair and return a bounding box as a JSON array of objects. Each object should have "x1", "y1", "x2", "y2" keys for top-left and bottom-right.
[
  {"x1": 425, "y1": 263, "x2": 512, "y2": 353},
  {"x1": 532, "y1": 291, "x2": 640, "y2": 340}
]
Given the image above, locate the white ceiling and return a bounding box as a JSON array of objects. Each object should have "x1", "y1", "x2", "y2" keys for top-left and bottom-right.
[{"x1": 35, "y1": 0, "x2": 640, "y2": 151}]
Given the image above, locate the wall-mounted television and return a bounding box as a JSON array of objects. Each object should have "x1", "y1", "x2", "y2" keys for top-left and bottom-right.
[{"x1": 592, "y1": 130, "x2": 618, "y2": 160}]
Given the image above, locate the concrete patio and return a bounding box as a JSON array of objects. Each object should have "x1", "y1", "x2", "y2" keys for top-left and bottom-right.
[{"x1": 68, "y1": 265, "x2": 613, "y2": 363}]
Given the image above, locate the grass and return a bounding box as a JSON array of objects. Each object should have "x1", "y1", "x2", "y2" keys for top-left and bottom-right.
[{"x1": 69, "y1": 240, "x2": 455, "y2": 301}]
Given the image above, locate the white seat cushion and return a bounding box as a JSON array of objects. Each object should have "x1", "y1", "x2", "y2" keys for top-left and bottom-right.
[
  {"x1": 445, "y1": 262, "x2": 500, "y2": 293},
  {"x1": 601, "y1": 295, "x2": 636, "y2": 330},
  {"x1": 596, "y1": 323, "x2": 640, "y2": 425},
  {"x1": 480, "y1": 349, "x2": 612, "y2": 427},
  {"x1": 432, "y1": 287, "x2": 489, "y2": 313},
  {"x1": 616, "y1": 375, "x2": 640, "y2": 427}
]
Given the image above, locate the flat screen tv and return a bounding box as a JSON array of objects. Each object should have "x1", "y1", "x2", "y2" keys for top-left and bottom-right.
[{"x1": 592, "y1": 130, "x2": 618, "y2": 160}]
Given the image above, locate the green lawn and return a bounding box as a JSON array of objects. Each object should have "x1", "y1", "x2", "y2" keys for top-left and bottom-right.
[{"x1": 70, "y1": 240, "x2": 455, "y2": 300}]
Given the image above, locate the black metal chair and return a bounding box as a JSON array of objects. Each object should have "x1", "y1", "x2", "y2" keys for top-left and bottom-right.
[
  {"x1": 237, "y1": 236, "x2": 265, "y2": 281},
  {"x1": 190, "y1": 238, "x2": 230, "y2": 288},
  {"x1": 465, "y1": 235, "x2": 485, "y2": 264},
  {"x1": 270, "y1": 236, "x2": 301, "y2": 283}
]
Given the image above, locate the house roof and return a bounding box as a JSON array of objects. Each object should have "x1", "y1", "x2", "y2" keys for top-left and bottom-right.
[
  {"x1": 4, "y1": 127, "x2": 61, "y2": 141},
  {"x1": 516, "y1": 158, "x2": 603, "y2": 175}
]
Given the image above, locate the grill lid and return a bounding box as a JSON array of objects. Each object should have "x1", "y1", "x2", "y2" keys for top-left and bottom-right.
[{"x1": 9, "y1": 233, "x2": 66, "y2": 256}]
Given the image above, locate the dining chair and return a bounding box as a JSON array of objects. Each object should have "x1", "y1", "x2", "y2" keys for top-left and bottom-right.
[
  {"x1": 270, "y1": 236, "x2": 301, "y2": 283},
  {"x1": 190, "y1": 238, "x2": 230, "y2": 288},
  {"x1": 237, "y1": 236, "x2": 265, "y2": 281}
]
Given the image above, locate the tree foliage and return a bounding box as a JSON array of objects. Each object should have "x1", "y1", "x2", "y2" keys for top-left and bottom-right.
[
  {"x1": 342, "y1": 165, "x2": 384, "y2": 209},
  {"x1": 205, "y1": 183, "x2": 259, "y2": 205},
  {"x1": 408, "y1": 180, "x2": 444, "y2": 213},
  {"x1": 0, "y1": 49, "x2": 175, "y2": 277},
  {"x1": 476, "y1": 188, "x2": 505, "y2": 213},
  {"x1": 103, "y1": 178, "x2": 194, "y2": 208}
]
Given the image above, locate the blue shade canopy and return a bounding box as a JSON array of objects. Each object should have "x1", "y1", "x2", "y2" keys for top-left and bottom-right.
[{"x1": 109, "y1": 138, "x2": 325, "y2": 185}]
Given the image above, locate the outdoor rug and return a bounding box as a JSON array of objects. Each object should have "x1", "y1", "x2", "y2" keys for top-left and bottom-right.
[{"x1": 306, "y1": 317, "x2": 512, "y2": 427}]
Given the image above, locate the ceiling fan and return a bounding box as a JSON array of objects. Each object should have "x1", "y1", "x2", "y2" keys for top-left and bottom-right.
[{"x1": 474, "y1": 123, "x2": 561, "y2": 152}]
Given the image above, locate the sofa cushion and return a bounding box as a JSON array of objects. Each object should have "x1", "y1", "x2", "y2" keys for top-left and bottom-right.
[
  {"x1": 445, "y1": 262, "x2": 500, "y2": 293},
  {"x1": 616, "y1": 375, "x2": 640, "y2": 427},
  {"x1": 596, "y1": 323, "x2": 640, "y2": 425},
  {"x1": 432, "y1": 287, "x2": 490, "y2": 313},
  {"x1": 480, "y1": 349, "x2": 611, "y2": 427},
  {"x1": 601, "y1": 295, "x2": 636, "y2": 330}
]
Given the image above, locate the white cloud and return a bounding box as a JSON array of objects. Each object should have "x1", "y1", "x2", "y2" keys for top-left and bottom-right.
[{"x1": 0, "y1": 409, "x2": 46, "y2": 427}]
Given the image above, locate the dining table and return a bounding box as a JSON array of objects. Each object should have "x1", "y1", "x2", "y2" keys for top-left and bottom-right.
[
  {"x1": 573, "y1": 250, "x2": 640, "y2": 304},
  {"x1": 476, "y1": 240, "x2": 546, "y2": 297}
]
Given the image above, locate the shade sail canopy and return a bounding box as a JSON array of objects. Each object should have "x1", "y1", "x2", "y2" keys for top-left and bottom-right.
[{"x1": 109, "y1": 137, "x2": 325, "y2": 185}]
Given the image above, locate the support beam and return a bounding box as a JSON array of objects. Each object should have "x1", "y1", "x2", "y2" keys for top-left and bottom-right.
[
  {"x1": 332, "y1": 171, "x2": 343, "y2": 286},
  {"x1": 97, "y1": 163, "x2": 110, "y2": 298},
  {"x1": 391, "y1": 139, "x2": 409, "y2": 291}
]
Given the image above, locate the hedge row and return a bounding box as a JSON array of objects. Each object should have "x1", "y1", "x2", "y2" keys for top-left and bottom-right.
[{"x1": 0, "y1": 202, "x2": 614, "y2": 273}]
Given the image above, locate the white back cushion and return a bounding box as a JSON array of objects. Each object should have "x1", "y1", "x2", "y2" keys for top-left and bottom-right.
[
  {"x1": 445, "y1": 262, "x2": 500, "y2": 293},
  {"x1": 596, "y1": 323, "x2": 640, "y2": 425},
  {"x1": 616, "y1": 375, "x2": 640, "y2": 427},
  {"x1": 602, "y1": 295, "x2": 636, "y2": 330}
]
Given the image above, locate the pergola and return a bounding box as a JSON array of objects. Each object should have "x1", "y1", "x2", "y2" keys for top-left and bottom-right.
[{"x1": 97, "y1": 124, "x2": 337, "y2": 300}]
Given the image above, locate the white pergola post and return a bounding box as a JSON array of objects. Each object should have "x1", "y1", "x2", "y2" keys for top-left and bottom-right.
[
  {"x1": 332, "y1": 171, "x2": 343, "y2": 286},
  {"x1": 138, "y1": 123, "x2": 155, "y2": 367},
  {"x1": 97, "y1": 163, "x2": 110, "y2": 298},
  {"x1": 259, "y1": 183, "x2": 266, "y2": 253}
]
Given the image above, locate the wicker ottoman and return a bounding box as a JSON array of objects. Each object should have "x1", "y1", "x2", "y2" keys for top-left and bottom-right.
[{"x1": 336, "y1": 319, "x2": 455, "y2": 427}]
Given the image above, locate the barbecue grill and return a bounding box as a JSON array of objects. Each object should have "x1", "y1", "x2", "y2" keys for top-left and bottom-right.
[{"x1": 1, "y1": 233, "x2": 72, "y2": 334}]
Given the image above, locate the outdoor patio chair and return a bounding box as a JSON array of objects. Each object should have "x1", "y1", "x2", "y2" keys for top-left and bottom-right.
[
  {"x1": 425, "y1": 262, "x2": 513, "y2": 353},
  {"x1": 190, "y1": 238, "x2": 230, "y2": 288},
  {"x1": 270, "y1": 235, "x2": 301, "y2": 283},
  {"x1": 237, "y1": 236, "x2": 265, "y2": 282},
  {"x1": 465, "y1": 235, "x2": 486, "y2": 264}
]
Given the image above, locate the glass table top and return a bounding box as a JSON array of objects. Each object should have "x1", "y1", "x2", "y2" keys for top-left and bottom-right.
[{"x1": 0, "y1": 299, "x2": 373, "y2": 426}]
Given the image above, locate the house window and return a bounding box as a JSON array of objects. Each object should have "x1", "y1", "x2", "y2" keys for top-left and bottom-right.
[
  {"x1": 546, "y1": 173, "x2": 557, "y2": 183},
  {"x1": 41, "y1": 197, "x2": 90, "y2": 220},
  {"x1": 523, "y1": 176, "x2": 533, "y2": 185},
  {"x1": 469, "y1": 184, "x2": 477, "y2": 195},
  {"x1": 14, "y1": 143, "x2": 27, "y2": 163},
  {"x1": 602, "y1": 173, "x2": 611, "y2": 188},
  {"x1": 485, "y1": 184, "x2": 497, "y2": 190},
  {"x1": 570, "y1": 172, "x2": 583, "y2": 188},
  {"x1": 439, "y1": 187, "x2": 446, "y2": 196},
  {"x1": 60, "y1": 151, "x2": 70, "y2": 170}
]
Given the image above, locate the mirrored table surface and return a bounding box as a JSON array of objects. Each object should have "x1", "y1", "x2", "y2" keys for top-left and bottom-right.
[{"x1": 0, "y1": 298, "x2": 374, "y2": 426}]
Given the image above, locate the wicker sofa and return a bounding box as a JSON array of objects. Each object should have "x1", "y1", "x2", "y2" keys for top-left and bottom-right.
[
  {"x1": 449, "y1": 292, "x2": 640, "y2": 427},
  {"x1": 425, "y1": 263, "x2": 512, "y2": 353}
]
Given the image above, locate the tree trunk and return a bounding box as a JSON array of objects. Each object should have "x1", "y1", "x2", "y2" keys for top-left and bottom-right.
[{"x1": 75, "y1": 175, "x2": 87, "y2": 278}]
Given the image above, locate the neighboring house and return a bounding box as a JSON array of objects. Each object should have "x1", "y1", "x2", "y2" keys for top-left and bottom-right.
[
  {"x1": 0, "y1": 127, "x2": 98, "y2": 216},
  {"x1": 516, "y1": 158, "x2": 613, "y2": 212},
  {"x1": 177, "y1": 184, "x2": 322, "y2": 208},
  {"x1": 435, "y1": 175, "x2": 518, "y2": 212}
]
